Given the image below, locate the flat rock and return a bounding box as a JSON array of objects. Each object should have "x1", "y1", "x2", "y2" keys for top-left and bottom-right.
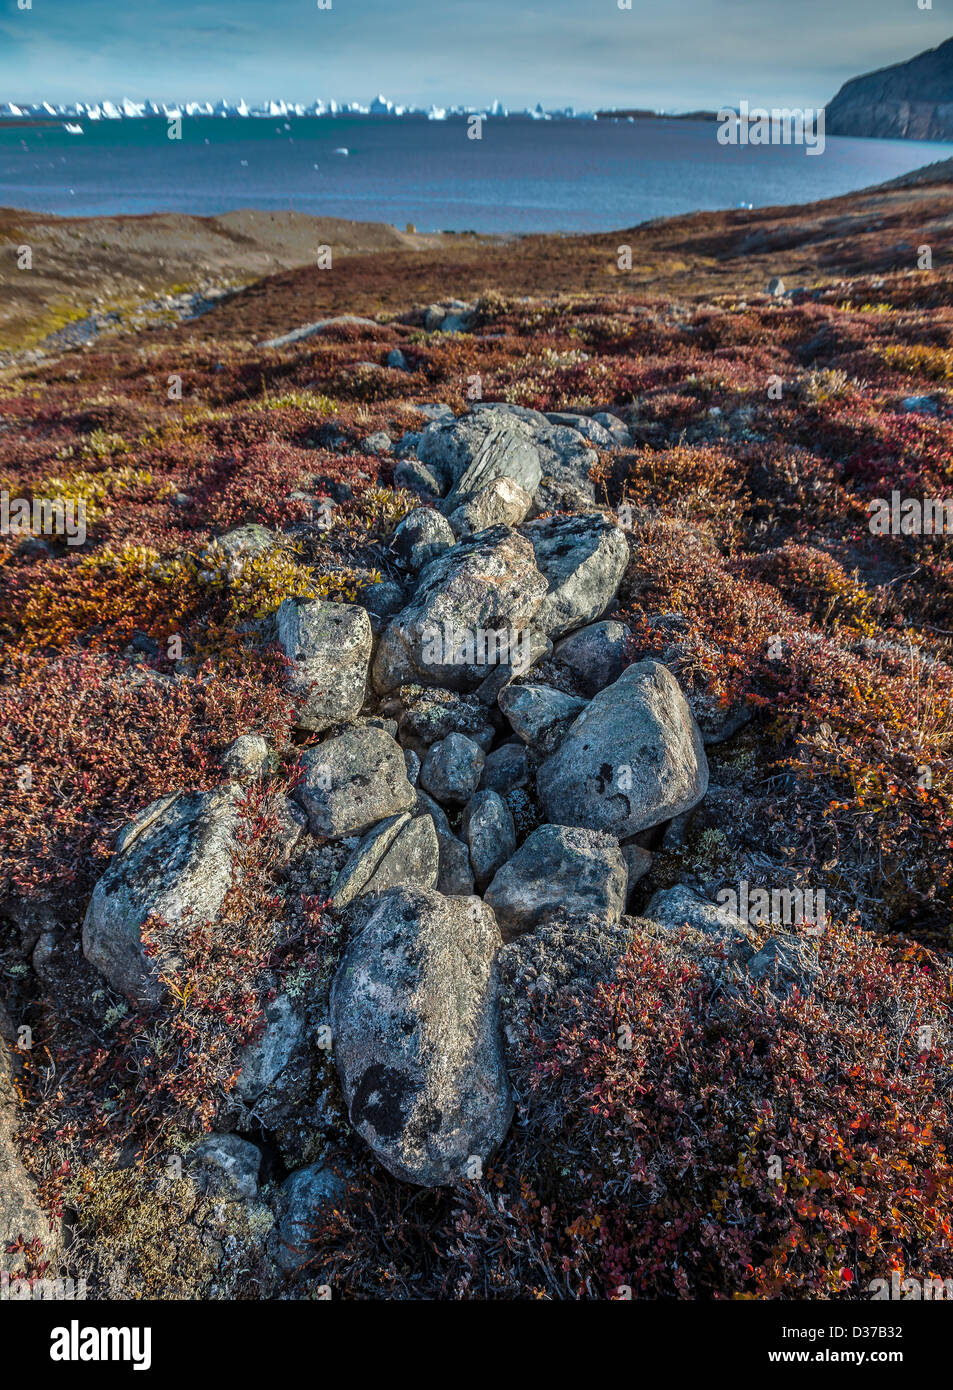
[
  {"x1": 331, "y1": 887, "x2": 513, "y2": 1187},
  {"x1": 295, "y1": 727, "x2": 416, "y2": 838},
  {"x1": 485, "y1": 824, "x2": 628, "y2": 939},
  {"x1": 538, "y1": 660, "x2": 709, "y2": 839}
]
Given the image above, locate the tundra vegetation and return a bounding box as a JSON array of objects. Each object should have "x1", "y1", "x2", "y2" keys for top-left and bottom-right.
[{"x1": 0, "y1": 203, "x2": 951, "y2": 1300}]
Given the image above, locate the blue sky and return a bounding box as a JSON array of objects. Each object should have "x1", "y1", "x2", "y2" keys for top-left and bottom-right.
[{"x1": 0, "y1": 0, "x2": 949, "y2": 110}]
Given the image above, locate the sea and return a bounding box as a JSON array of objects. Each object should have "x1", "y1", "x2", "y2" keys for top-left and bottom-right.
[{"x1": 0, "y1": 115, "x2": 949, "y2": 233}]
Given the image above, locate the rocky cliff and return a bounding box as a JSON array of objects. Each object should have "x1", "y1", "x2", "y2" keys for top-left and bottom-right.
[{"x1": 826, "y1": 36, "x2": 953, "y2": 140}]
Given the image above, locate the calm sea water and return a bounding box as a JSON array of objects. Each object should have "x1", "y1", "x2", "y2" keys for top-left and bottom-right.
[{"x1": 0, "y1": 115, "x2": 949, "y2": 232}]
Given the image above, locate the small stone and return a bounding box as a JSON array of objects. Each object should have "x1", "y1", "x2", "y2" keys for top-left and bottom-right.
[
  {"x1": 461, "y1": 790, "x2": 516, "y2": 891},
  {"x1": 222, "y1": 733, "x2": 270, "y2": 778},
  {"x1": 553, "y1": 620, "x2": 631, "y2": 696},
  {"x1": 447, "y1": 477, "x2": 532, "y2": 538},
  {"x1": 419, "y1": 732, "x2": 485, "y2": 806},
  {"x1": 192, "y1": 1134, "x2": 261, "y2": 1199},
  {"x1": 479, "y1": 741, "x2": 529, "y2": 794}
]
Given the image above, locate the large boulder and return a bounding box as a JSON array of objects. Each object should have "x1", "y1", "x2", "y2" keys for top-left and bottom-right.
[
  {"x1": 276, "y1": 599, "x2": 372, "y2": 733},
  {"x1": 83, "y1": 785, "x2": 244, "y2": 1004},
  {"x1": 485, "y1": 825, "x2": 628, "y2": 938},
  {"x1": 295, "y1": 727, "x2": 416, "y2": 838},
  {"x1": 537, "y1": 660, "x2": 709, "y2": 838},
  {"x1": 372, "y1": 527, "x2": 548, "y2": 693},
  {"x1": 330, "y1": 888, "x2": 513, "y2": 1187},
  {"x1": 416, "y1": 407, "x2": 544, "y2": 508},
  {"x1": 522, "y1": 513, "x2": 629, "y2": 639}
]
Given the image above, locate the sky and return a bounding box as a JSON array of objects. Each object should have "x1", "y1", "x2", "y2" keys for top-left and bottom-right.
[{"x1": 0, "y1": 0, "x2": 950, "y2": 111}]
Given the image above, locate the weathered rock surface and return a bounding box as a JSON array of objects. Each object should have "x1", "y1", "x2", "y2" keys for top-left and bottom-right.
[
  {"x1": 373, "y1": 527, "x2": 548, "y2": 692},
  {"x1": 522, "y1": 513, "x2": 629, "y2": 639},
  {"x1": 498, "y1": 682, "x2": 587, "y2": 753},
  {"x1": 448, "y1": 477, "x2": 532, "y2": 538},
  {"x1": 553, "y1": 620, "x2": 631, "y2": 695},
  {"x1": 276, "y1": 598, "x2": 372, "y2": 733},
  {"x1": 397, "y1": 687, "x2": 495, "y2": 754},
  {"x1": 295, "y1": 727, "x2": 416, "y2": 838},
  {"x1": 329, "y1": 813, "x2": 410, "y2": 907},
  {"x1": 192, "y1": 1134, "x2": 262, "y2": 1199},
  {"x1": 479, "y1": 741, "x2": 530, "y2": 794},
  {"x1": 418, "y1": 408, "x2": 543, "y2": 508},
  {"x1": 485, "y1": 824, "x2": 628, "y2": 938},
  {"x1": 392, "y1": 507, "x2": 455, "y2": 572},
  {"x1": 331, "y1": 888, "x2": 513, "y2": 1186},
  {"x1": 537, "y1": 660, "x2": 709, "y2": 838},
  {"x1": 83, "y1": 784, "x2": 243, "y2": 1004},
  {"x1": 461, "y1": 790, "x2": 516, "y2": 891},
  {"x1": 419, "y1": 732, "x2": 485, "y2": 806}
]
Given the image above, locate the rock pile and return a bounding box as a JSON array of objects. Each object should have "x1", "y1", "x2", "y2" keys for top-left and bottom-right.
[{"x1": 79, "y1": 401, "x2": 763, "y2": 1224}]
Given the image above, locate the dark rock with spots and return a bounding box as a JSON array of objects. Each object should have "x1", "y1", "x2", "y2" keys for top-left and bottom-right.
[
  {"x1": 553, "y1": 620, "x2": 631, "y2": 696},
  {"x1": 419, "y1": 732, "x2": 486, "y2": 806},
  {"x1": 330, "y1": 887, "x2": 513, "y2": 1187}
]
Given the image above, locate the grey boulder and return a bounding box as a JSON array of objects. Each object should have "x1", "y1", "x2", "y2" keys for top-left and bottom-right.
[
  {"x1": 276, "y1": 598, "x2": 372, "y2": 733},
  {"x1": 461, "y1": 790, "x2": 516, "y2": 891},
  {"x1": 391, "y1": 507, "x2": 455, "y2": 572},
  {"x1": 522, "y1": 513, "x2": 629, "y2": 639},
  {"x1": 295, "y1": 727, "x2": 416, "y2": 838},
  {"x1": 485, "y1": 824, "x2": 628, "y2": 939},
  {"x1": 331, "y1": 888, "x2": 513, "y2": 1187},
  {"x1": 419, "y1": 732, "x2": 485, "y2": 806},
  {"x1": 83, "y1": 784, "x2": 243, "y2": 1004},
  {"x1": 447, "y1": 477, "x2": 532, "y2": 538},
  {"x1": 553, "y1": 620, "x2": 631, "y2": 696},
  {"x1": 537, "y1": 660, "x2": 709, "y2": 838},
  {"x1": 498, "y1": 682, "x2": 587, "y2": 753},
  {"x1": 373, "y1": 527, "x2": 548, "y2": 693}
]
